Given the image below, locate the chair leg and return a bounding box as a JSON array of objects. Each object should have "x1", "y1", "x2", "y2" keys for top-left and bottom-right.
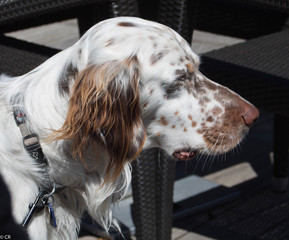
[
  {"x1": 77, "y1": 0, "x2": 139, "y2": 36},
  {"x1": 272, "y1": 114, "x2": 289, "y2": 192},
  {"x1": 156, "y1": 150, "x2": 175, "y2": 240},
  {"x1": 132, "y1": 149, "x2": 158, "y2": 240},
  {"x1": 132, "y1": 149, "x2": 175, "y2": 240},
  {"x1": 77, "y1": 3, "x2": 112, "y2": 36},
  {"x1": 157, "y1": 0, "x2": 200, "y2": 43}
]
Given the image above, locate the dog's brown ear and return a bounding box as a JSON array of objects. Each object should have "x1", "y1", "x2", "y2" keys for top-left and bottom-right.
[{"x1": 52, "y1": 56, "x2": 146, "y2": 181}]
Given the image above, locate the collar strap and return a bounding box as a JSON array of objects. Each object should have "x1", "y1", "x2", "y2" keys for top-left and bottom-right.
[
  {"x1": 13, "y1": 107, "x2": 58, "y2": 228},
  {"x1": 13, "y1": 108, "x2": 48, "y2": 166}
]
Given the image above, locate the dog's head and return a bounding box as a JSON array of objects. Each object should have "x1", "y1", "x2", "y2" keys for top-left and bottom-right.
[{"x1": 54, "y1": 17, "x2": 258, "y2": 179}]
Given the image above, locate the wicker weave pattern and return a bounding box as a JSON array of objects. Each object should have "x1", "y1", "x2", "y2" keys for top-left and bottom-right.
[
  {"x1": 132, "y1": 149, "x2": 159, "y2": 240},
  {"x1": 201, "y1": 30, "x2": 289, "y2": 117},
  {"x1": 195, "y1": 0, "x2": 288, "y2": 39},
  {"x1": 0, "y1": 0, "x2": 107, "y2": 26},
  {"x1": 156, "y1": 150, "x2": 175, "y2": 240},
  {"x1": 207, "y1": 0, "x2": 289, "y2": 12},
  {"x1": 157, "y1": 0, "x2": 199, "y2": 43},
  {"x1": 132, "y1": 149, "x2": 176, "y2": 240},
  {"x1": 246, "y1": 0, "x2": 289, "y2": 12},
  {"x1": 110, "y1": 0, "x2": 139, "y2": 17},
  {"x1": 203, "y1": 31, "x2": 289, "y2": 81},
  {"x1": 0, "y1": 35, "x2": 57, "y2": 75}
]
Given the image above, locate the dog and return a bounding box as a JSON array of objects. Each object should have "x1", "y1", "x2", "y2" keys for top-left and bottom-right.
[{"x1": 0, "y1": 17, "x2": 259, "y2": 239}]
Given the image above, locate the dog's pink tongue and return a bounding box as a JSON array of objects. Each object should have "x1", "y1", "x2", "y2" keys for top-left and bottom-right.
[
  {"x1": 173, "y1": 150, "x2": 197, "y2": 161},
  {"x1": 180, "y1": 152, "x2": 190, "y2": 158}
]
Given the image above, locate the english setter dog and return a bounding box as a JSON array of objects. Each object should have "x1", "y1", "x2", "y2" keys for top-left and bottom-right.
[{"x1": 0, "y1": 17, "x2": 259, "y2": 239}]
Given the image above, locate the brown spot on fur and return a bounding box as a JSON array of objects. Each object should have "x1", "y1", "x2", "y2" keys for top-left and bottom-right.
[
  {"x1": 151, "y1": 50, "x2": 169, "y2": 65},
  {"x1": 184, "y1": 81, "x2": 195, "y2": 94},
  {"x1": 212, "y1": 106, "x2": 222, "y2": 115},
  {"x1": 118, "y1": 22, "x2": 136, "y2": 27},
  {"x1": 199, "y1": 97, "x2": 210, "y2": 106},
  {"x1": 171, "y1": 125, "x2": 176, "y2": 129},
  {"x1": 192, "y1": 121, "x2": 197, "y2": 127},
  {"x1": 142, "y1": 102, "x2": 148, "y2": 108},
  {"x1": 175, "y1": 111, "x2": 179, "y2": 115},
  {"x1": 203, "y1": 80, "x2": 217, "y2": 91},
  {"x1": 214, "y1": 86, "x2": 234, "y2": 103},
  {"x1": 186, "y1": 63, "x2": 194, "y2": 73},
  {"x1": 206, "y1": 116, "x2": 214, "y2": 122},
  {"x1": 159, "y1": 116, "x2": 168, "y2": 125},
  {"x1": 188, "y1": 114, "x2": 193, "y2": 121},
  {"x1": 184, "y1": 127, "x2": 187, "y2": 132},
  {"x1": 197, "y1": 105, "x2": 249, "y2": 153}
]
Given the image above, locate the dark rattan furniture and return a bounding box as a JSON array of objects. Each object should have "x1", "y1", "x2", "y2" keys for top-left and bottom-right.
[
  {"x1": 0, "y1": 0, "x2": 139, "y2": 35},
  {"x1": 195, "y1": 0, "x2": 289, "y2": 39},
  {"x1": 132, "y1": 149, "x2": 176, "y2": 240}
]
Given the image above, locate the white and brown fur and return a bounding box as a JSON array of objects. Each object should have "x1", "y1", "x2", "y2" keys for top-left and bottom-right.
[{"x1": 0, "y1": 17, "x2": 259, "y2": 239}]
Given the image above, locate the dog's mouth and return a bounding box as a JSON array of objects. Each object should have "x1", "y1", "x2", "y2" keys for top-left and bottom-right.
[{"x1": 172, "y1": 148, "x2": 198, "y2": 161}]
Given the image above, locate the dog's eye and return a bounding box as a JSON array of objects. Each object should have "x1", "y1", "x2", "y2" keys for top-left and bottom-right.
[
  {"x1": 174, "y1": 69, "x2": 194, "y2": 83},
  {"x1": 176, "y1": 72, "x2": 189, "y2": 82},
  {"x1": 162, "y1": 81, "x2": 184, "y2": 99},
  {"x1": 165, "y1": 81, "x2": 182, "y2": 93}
]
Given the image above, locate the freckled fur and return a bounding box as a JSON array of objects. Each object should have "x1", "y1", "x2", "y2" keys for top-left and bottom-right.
[{"x1": 150, "y1": 50, "x2": 169, "y2": 65}]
